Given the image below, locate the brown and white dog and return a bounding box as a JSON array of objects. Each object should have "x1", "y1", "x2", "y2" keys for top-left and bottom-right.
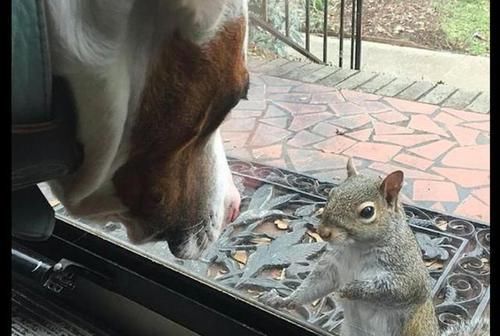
[{"x1": 44, "y1": 0, "x2": 249, "y2": 259}]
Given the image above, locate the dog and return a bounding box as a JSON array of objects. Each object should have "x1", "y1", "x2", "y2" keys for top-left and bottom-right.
[{"x1": 44, "y1": 0, "x2": 249, "y2": 259}]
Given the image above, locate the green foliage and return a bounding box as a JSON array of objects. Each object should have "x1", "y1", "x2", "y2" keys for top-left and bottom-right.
[
  {"x1": 438, "y1": 0, "x2": 489, "y2": 55},
  {"x1": 248, "y1": 0, "x2": 304, "y2": 57}
]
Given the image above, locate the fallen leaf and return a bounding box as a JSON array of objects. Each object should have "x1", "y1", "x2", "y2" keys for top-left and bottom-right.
[
  {"x1": 279, "y1": 268, "x2": 286, "y2": 280},
  {"x1": 251, "y1": 237, "x2": 272, "y2": 245},
  {"x1": 315, "y1": 207, "x2": 324, "y2": 216},
  {"x1": 425, "y1": 260, "x2": 444, "y2": 271},
  {"x1": 307, "y1": 231, "x2": 324, "y2": 242},
  {"x1": 233, "y1": 250, "x2": 248, "y2": 265},
  {"x1": 274, "y1": 219, "x2": 289, "y2": 230},
  {"x1": 435, "y1": 219, "x2": 448, "y2": 231}
]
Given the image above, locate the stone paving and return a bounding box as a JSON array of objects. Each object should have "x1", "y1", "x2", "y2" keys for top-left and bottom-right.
[
  {"x1": 221, "y1": 72, "x2": 490, "y2": 224},
  {"x1": 248, "y1": 57, "x2": 490, "y2": 114}
]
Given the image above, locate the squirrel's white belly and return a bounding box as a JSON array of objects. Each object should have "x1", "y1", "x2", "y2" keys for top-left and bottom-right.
[
  {"x1": 335, "y1": 248, "x2": 403, "y2": 336},
  {"x1": 341, "y1": 301, "x2": 403, "y2": 336}
]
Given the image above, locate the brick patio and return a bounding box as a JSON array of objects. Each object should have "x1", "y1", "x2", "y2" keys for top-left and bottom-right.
[{"x1": 221, "y1": 73, "x2": 490, "y2": 224}]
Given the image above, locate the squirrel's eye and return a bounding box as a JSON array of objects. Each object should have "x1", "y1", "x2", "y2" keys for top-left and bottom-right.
[{"x1": 359, "y1": 206, "x2": 375, "y2": 219}]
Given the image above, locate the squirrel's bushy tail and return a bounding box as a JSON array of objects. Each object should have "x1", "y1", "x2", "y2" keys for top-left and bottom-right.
[{"x1": 441, "y1": 317, "x2": 490, "y2": 336}]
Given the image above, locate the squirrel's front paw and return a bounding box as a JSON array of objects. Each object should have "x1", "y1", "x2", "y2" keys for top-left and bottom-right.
[
  {"x1": 258, "y1": 289, "x2": 297, "y2": 309},
  {"x1": 338, "y1": 281, "x2": 364, "y2": 299}
]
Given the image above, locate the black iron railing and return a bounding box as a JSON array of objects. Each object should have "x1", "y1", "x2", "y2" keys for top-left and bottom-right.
[{"x1": 249, "y1": 0, "x2": 363, "y2": 69}]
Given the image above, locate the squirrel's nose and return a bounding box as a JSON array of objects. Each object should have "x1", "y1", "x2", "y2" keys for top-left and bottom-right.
[{"x1": 318, "y1": 226, "x2": 332, "y2": 240}]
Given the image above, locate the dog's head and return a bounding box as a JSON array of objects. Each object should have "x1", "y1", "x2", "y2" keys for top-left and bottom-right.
[
  {"x1": 113, "y1": 17, "x2": 249, "y2": 256},
  {"x1": 46, "y1": 1, "x2": 249, "y2": 259}
]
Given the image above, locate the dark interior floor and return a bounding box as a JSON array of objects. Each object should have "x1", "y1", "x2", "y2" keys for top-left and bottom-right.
[{"x1": 12, "y1": 282, "x2": 114, "y2": 336}]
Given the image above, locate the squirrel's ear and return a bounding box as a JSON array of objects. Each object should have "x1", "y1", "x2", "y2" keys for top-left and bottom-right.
[
  {"x1": 380, "y1": 171, "x2": 404, "y2": 206},
  {"x1": 346, "y1": 157, "x2": 358, "y2": 177}
]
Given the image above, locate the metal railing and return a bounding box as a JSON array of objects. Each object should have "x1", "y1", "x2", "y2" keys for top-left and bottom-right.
[{"x1": 249, "y1": 0, "x2": 363, "y2": 69}]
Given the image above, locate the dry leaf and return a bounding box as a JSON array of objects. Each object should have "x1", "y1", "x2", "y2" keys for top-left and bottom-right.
[
  {"x1": 307, "y1": 231, "x2": 324, "y2": 242},
  {"x1": 251, "y1": 237, "x2": 272, "y2": 245},
  {"x1": 435, "y1": 219, "x2": 448, "y2": 231},
  {"x1": 233, "y1": 250, "x2": 248, "y2": 265},
  {"x1": 279, "y1": 268, "x2": 286, "y2": 281},
  {"x1": 425, "y1": 260, "x2": 444, "y2": 271},
  {"x1": 274, "y1": 219, "x2": 289, "y2": 230},
  {"x1": 315, "y1": 207, "x2": 324, "y2": 216},
  {"x1": 270, "y1": 268, "x2": 283, "y2": 279}
]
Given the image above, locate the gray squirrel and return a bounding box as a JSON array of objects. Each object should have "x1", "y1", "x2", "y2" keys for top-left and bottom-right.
[{"x1": 259, "y1": 158, "x2": 489, "y2": 336}]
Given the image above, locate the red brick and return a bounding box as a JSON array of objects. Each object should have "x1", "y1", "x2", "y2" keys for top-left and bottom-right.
[
  {"x1": 413, "y1": 180, "x2": 459, "y2": 202},
  {"x1": 268, "y1": 93, "x2": 311, "y2": 103},
  {"x1": 433, "y1": 112, "x2": 463, "y2": 126},
  {"x1": 247, "y1": 85, "x2": 266, "y2": 100},
  {"x1": 222, "y1": 131, "x2": 250, "y2": 149},
  {"x1": 447, "y1": 125, "x2": 480, "y2": 146},
  {"x1": 384, "y1": 97, "x2": 438, "y2": 114},
  {"x1": 408, "y1": 140, "x2": 456, "y2": 160},
  {"x1": 275, "y1": 102, "x2": 328, "y2": 115},
  {"x1": 292, "y1": 83, "x2": 338, "y2": 93},
  {"x1": 252, "y1": 144, "x2": 283, "y2": 160},
  {"x1": 221, "y1": 117, "x2": 256, "y2": 132},
  {"x1": 441, "y1": 107, "x2": 489, "y2": 122},
  {"x1": 329, "y1": 102, "x2": 366, "y2": 116},
  {"x1": 393, "y1": 153, "x2": 433, "y2": 170},
  {"x1": 431, "y1": 202, "x2": 447, "y2": 213},
  {"x1": 373, "y1": 110, "x2": 409, "y2": 123},
  {"x1": 262, "y1": 158, "x2": 289, "y2": 170},
  {"x1": 312, "y1": 169, "x2": 348, "y2": 182},
  {"x1": 235, "y1": 99, "x2": 266, "y2": 110},
  {"x1": 260, "y1": 117, "x2": 289, "y2": 128},
  {"x1": 462, "y1": 121, "x2": 490, "y2": 132},
  {"x1": 250, "y1": 123, "x2": 292, "y2": 146},
  {"x1": 262, "y1": 75, "x2": 298, "y2": 86},
  {"x1": 408, "y1": 115, "x2": 450, "y2": 137},
  {"x1": 341, "y1": 89, "x2": 380, "y2": 102},
  {"x1": 230, "y1": 109, "x2": 263, "y2": 118},
  {"x1": 374, "y1": 121, "x2": 415, "y2": 135},
  {"x1": 360, "y1": 101, "x2": 393, "y2": 113},
  {"x1": 472, "y1": 187, "x2": 489, "y2": 206},
  {"x1": 266, "y1": 86, "x2": 291, "y2": 94},
  {"x1": 310, "y1": 92, "x2": 346, "y2": 105},
  {"x1": 289, "y1": 112, "x2": 333, "y2": 131},
  {"x1": 454, "y1": 195, "x2": 490, "y2": 223},
  {"x1": 287, "y1": 149, "x2": 348, "y2": 171},
  {"x1": 345, "y1": 128, "x2": 373, "y2": 141},
  {"x1": 313, "y1": 136, "x2": 357, "y2": 154},
  {"x1": 329, "y1": 114, "x2": 372, "y2": 130},
  {"x1": 373, "y1": 134, "x2": 440, "y2": 147},
  {"x1": 398, "y1": 191, "x2": 416, "y2": 205},
  {"x1": 264, "y1": 104, "x2": 289, "y2": 117},
  {"x1": 287, "y1": 130, "x2": 324, "y2": 147},
  {"x1": 311, "y1": 123, "x2": 347, "y2": 137},
  {"x1": 431, "y1": 167, "x2": 490, "y2": 188},
  {"x1": 369, "y1": 162, "x2": 445, "y2": 181},
  {"x1": 441, "y1": 145, "x2": 489, "y2": 170},
  {"x1": 344, "y1": 142, "x2": 402, "y2": 162},
  {"x1": 227, "y1": 147, "x2": 253, "y2": 161}
]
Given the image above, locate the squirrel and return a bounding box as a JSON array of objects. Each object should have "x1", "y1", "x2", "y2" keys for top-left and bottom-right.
[{"x1": 259, "y1": 158, "x2": 489, "y2": 336}]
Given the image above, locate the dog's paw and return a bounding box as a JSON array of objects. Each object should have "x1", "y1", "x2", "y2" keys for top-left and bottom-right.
[{"x1": 258, "y1": 289, "x2": 297, "y2": 309}]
